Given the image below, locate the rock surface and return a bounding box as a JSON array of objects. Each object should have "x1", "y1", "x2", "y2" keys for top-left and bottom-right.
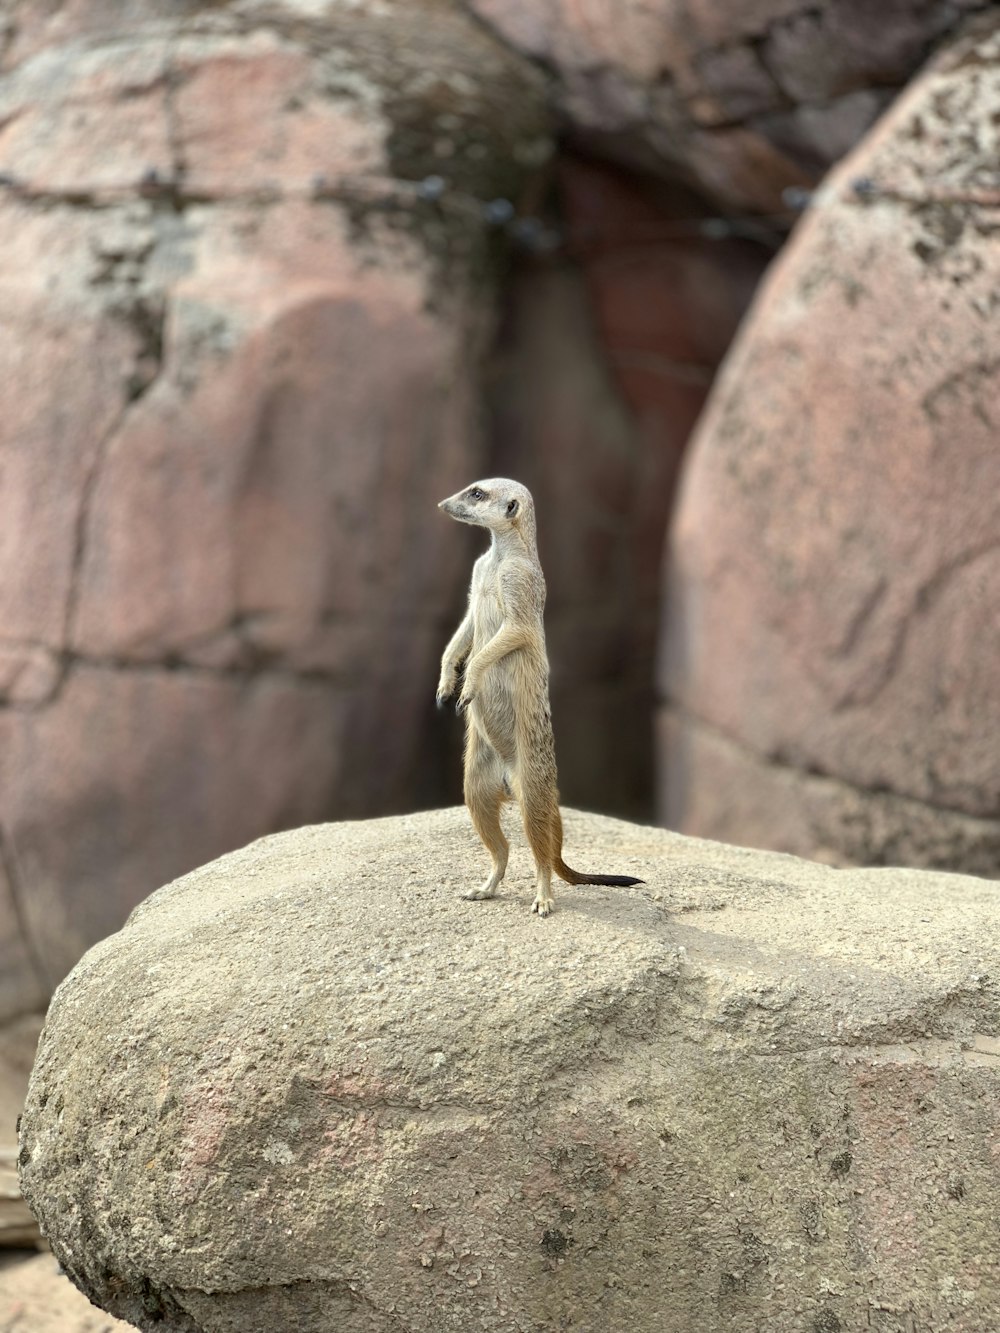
[
  {"x1": 661, "y1": 17, "x2": 1000, "y2": 872},
  {"x1": 19, "y1": 807, "x2": 1000, "y2": 1332},
  {"x1": 0, "y1": 0, "x2": 551, "y2": 1016},
  {"x1": 8, "y1": 0, "x2": 995, "y2": 1033},
  {"x1": 469, "y1": 0, "x2": 995, "y2": 209}
]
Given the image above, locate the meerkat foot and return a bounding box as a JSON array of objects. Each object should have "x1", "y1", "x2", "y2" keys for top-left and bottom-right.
[
  {"x1": 531, "y1": 892, "x2": 555, "y2": 917},
  {"x1": 463, "y1": 881, "x2": 498, "y2": 901}
]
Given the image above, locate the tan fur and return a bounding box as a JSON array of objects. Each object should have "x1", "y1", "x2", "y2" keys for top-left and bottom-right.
[{"x1": 437, "y1": 478, "x2": 641, "y2": 915}]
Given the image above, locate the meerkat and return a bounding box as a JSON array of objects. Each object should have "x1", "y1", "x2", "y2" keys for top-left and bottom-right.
[{"x1": 436, "y1": 477, "x2": 643, "y2": 916}]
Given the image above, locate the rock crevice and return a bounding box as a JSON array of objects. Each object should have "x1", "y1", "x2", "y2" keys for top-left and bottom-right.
[{"x1": 662, "y1": 703, "x2": 1000, "y2": 877}]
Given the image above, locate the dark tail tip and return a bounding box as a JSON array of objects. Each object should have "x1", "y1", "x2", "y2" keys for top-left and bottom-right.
[{"x1": 579, "y1": 874, "x2": 645, "y2": 887}]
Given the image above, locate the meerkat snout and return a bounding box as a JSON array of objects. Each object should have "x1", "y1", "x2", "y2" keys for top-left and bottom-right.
[{"x1": 439, "y1": 480, "x2": 527, "y2": 532}]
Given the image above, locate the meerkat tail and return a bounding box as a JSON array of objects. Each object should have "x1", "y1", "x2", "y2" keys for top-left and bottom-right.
[{"x1": 555, "y1": 858, "x2": 644, "y2": 887}]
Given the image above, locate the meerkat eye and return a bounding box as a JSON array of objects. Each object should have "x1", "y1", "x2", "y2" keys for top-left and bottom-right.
[{"x1": 468, "y1": 487, "x2": 485, "y2": 501}]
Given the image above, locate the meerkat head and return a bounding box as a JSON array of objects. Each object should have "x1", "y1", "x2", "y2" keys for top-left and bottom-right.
[{"x1": 438, "y1": 478, "x2": 534, "y2": 533}]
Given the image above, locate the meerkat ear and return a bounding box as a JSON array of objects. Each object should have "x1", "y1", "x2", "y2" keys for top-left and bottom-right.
[{"x1": 506, "y1": 499, "x2": 519, "y2": 517}]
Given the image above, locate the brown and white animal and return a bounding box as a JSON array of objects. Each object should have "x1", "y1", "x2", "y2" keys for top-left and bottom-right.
[{"x1": 436, "y1": 478, "x2": 643, "y2": 915}]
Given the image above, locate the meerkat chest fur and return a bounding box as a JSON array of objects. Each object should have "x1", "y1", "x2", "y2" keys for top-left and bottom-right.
[
  {"x1": 469, "y1": 551, "x2": 506, "y2": 647},
  {"x1": 470, "y1": 550, "x2": 546, "y2": 669},
  {"x1": 467, "y1": 545, "x2": 551, "y2": 760}
]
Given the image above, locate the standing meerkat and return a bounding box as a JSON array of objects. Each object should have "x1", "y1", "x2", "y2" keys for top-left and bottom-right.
[{"x1": 436, "y1": 477, "x2": 643, "y2": 916}]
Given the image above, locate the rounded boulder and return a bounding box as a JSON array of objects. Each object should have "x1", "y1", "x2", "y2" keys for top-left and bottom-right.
[{"x1": 19, "y1": 809, "x2": 1000, "y2": 1332}]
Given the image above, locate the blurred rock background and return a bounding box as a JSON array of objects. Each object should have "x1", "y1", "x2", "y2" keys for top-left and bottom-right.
[
  {"x1": 0, "y1": 7, "x2": 998, "y2": 1267},
  {"x1": 662, "y1": 20, "x2": 1000, "y2": 875}
]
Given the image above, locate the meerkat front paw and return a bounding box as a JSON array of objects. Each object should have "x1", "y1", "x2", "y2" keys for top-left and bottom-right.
[
  {"x1": 462, "y1": 885, "x2": 496, "y2": 901},
  {"x1": 456, "y1": 686, "x2": 476, "y2": 713},
  {"x1": 531, "y1": 892, "x2": 555, "y2": 917},
  {"x1": 436, "y1": 673, "x2": 457, "y2": 707}
]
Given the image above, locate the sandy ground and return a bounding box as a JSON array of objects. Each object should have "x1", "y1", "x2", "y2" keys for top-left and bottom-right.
[
  {"x1": 0, "y1": 1251, "x2": 136, "y2": 1332},
  {"x1": 1, "y1": 1015, "x2": 44, "y2": 1251}
]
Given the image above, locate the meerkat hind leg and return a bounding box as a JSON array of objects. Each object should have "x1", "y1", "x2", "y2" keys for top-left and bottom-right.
[
  {"x1": 531, "y1": 865, "x2": 555, "y2": 918},
  {"x1": 514, "y1": 775, "x2": 559, "y2": 917},
  {"x1": 463, "y1": 726, "x2": 510, "y2": 901}
]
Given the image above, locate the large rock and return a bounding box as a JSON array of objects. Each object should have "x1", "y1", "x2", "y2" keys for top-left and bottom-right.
[
  {"x1": 660, "y1": 17, "x2": 1000, "y2": 872},
  {"x1": 19, "y1": 808, "x2": 1000, "y2": 1332},
  {"x1": 469, "y1": 0, "x2": 990, "y2": 209},
  {"x1": 0, "y1": 0, "x2": 551, "y2": 1015}
]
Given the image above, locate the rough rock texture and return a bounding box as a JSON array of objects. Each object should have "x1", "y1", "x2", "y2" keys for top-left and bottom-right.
[
  {"x1": 19, "y1": 808, "x2": 1000, "y2": 1333},
  {"x1": 0, "y1": 0, "x2": 551, "y2": 1015},
  {"x1": 661, "y1": 17, "x2": 1000, "y2": 873},
  {"x1": 467, "y1": 0, "x2": 994, "y2": 209}
]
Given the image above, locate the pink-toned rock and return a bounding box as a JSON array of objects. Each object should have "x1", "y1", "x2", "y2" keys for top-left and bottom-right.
[
  {"x1": 485, "y1": 254, "x2": 652, "y2": 812},
  {"x1": 0, "y1": 40, "x2": 174, "y2": 193},
  {"x1": 558, "y1": 155, "x2": 767, "y2": 504},
  {"x1": 470, "y1": 0, "x2": 985, "y2": 208},
  {"x1": 556, "y1": 155, "x2": 768, "y2": 627},
  {"x1": 0, "y1": 206, "x2": 139, "y2": 650},
  {"x1": 0, "y1": 645, "x2": 61, "y2": 707},
  {"x1": 660, "y1": 18, "x2": 1000, "y2": 872},
  {"x1": 0, "y1": 0, "x2": 551, "y2": 1016},
  {"x1": 175, "y1": 35, "x2": 384, "y2": 196},
  {"x1": 0, "y1": 1, "x2": 176, "y2": 72},
  {"x1": 69, "y1": 205, "x2": 470, "y2": 670},
  {"x1": 0, "y1": 866, "x2": 45, "y2": 1024},
  {"x1": 483, "y1": 154, "x2": 767, "y2": 815}
]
